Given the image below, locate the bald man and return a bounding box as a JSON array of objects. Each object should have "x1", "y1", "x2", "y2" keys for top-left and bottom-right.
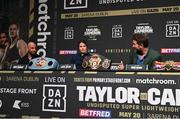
[{"x1": 18, "y1": 42, "x2": 40, "y2": 64}]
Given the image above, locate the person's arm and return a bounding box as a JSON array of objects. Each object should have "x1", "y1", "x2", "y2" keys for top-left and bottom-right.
[
  {"x1": 0, "y1": 43, "x2": 9, "y2": 63},
  {"x1": 70, "y1": 55, "x2": 76, "y2": 64},
  {"x1": 119, "y1": 51, "x2": 135, "y2": 71},
  {"x1": 150, "y1": 54, "x2": 162, "y2": 70},
  {"x1": 18, "y1": 57, "x2": 23, "y2": 64},
  {"x1": 17, "y1": 39, "x2": 28, "y2": 58},
  {"x1": 155, "y1": 55, "x2": 162, "y2": 62}
]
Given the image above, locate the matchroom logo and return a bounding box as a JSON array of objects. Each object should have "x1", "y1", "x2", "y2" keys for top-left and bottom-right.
[
  {"x1": 64, "y1": 0, "x2": 88, "y2": 9},
  {"x1": 42, "y1": 85, "x2": 67, "y2": 112}
]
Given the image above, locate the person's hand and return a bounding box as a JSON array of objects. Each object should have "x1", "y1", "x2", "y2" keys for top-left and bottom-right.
[
  {"x1": 154, "y1": 61, "x2": 161, "y2": 65},
  {"x1": 154, "y1": 61, "x2": 165, "y2": 66},
  {"x1": 118, "y1": 61, "x2": 125, "y2": 70}
]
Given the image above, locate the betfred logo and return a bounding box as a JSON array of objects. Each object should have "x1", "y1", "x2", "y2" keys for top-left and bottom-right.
[
  {"x1": 161, "y1": 48, "x2": 180, "y2": 54},
  {"x1": 64, "y1": 29, "x2": 74, "y2": 39},
  {"x1": 79, "y1": 109, "x2": 111, "y2": 118},
  {"x1": 64, "y1": 0, "x2": 88, "y2": 9},
  {"x1": 59, "y1": 50, "x2": 77, "y2": 55}
]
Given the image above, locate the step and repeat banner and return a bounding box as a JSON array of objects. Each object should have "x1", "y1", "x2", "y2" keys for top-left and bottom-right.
[
  {"x1": 0, "y1": 0, "x2": 180, "y2": 64},
  {"x1": 58, "y1": 0, "x2": 180, "y2": 64},
  {"x1": 0, "y1": 71, "x2": 180, "y2": 118}
]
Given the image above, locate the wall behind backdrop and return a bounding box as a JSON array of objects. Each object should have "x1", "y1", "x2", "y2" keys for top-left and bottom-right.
[{"x1": 0, "y1": 0, "x2": 180, "y2": 64}]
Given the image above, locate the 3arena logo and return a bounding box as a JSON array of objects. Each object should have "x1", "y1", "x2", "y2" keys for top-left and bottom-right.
[
  {"x1": 64, "y1": 0, "x2": 88, "y2": 9},
  {"x1": 112, "y1": 25, "x2": 122, "y2": 38},
  {"x1": 64, "y1": 27, "x2": 74, "y2": 40}
]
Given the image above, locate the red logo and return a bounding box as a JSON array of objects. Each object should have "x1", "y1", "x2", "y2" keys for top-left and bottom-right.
[{"x1": 59, "y1": 50, "x2": 77, "y2": 55}]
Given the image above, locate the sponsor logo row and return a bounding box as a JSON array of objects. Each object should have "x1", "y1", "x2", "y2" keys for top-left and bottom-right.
[
  {"x1": 0, "y1": 99, "x2": 29, "y2": 110},
  {"x1": 64, "y1": 22, "x2": 179, "y2": 40},
  {"x1": 0, "y1": 85, "x2": 67, "y2": 112},
  {"x1": 59, "y1": 48, "x2": 180, "y2": 55},
  {"x1": 1, "y1": 84, "x2": 180, "y2": 118}
]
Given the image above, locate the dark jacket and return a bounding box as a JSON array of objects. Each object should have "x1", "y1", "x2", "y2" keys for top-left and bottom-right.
[
  {"x1": 70, "y1": 52, "x2": 91, "y2": 70},
  {"x1": 130, "y1": 48, "x2": 161, "y2": 69},
  {"x1": 18, "y1": 54, "x2": 40, "y2": 64}
]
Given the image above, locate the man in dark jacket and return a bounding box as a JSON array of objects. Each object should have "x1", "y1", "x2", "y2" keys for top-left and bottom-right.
[
  {"x1": 130, "y1": 33, "x2": 161, "y2": 69},
  {"x1": 119, "y1": 33, "x2": 161, "y2": 70},
  {"x1": 18, "y1": 41, "x2": 39, "y2": 64}
]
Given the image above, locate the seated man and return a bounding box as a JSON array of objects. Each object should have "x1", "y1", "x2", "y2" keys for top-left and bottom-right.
[
  {"x1": 120, "y1": 33, "x2": 161, "y2": 70},
  {"x1": 18, "y1": 41, "x2": 39, "y2": 64},
  {"x1": 70, "y1": 40, "x2": 91, "y2": 69}
]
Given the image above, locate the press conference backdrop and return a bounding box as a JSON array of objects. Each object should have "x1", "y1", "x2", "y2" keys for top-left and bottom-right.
[
  {"x1": 0, "y1": 0, "x2": 180, "y2": 64},
  {"x1": 59, "y1": 0, "x2": 180, "y2": 64}
]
